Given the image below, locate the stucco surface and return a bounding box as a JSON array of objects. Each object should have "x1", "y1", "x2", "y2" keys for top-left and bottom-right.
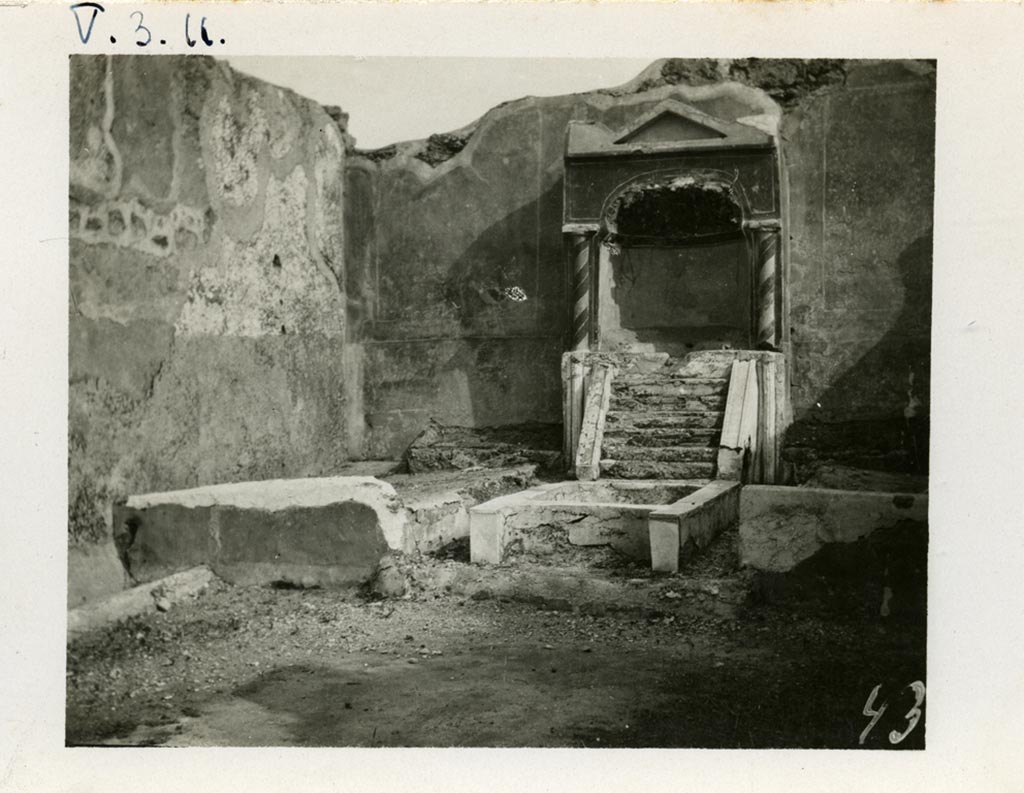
[
  {"x1": 346, "y1": 59, "x2": 934, "y2": 470},
  {"x1": 69, "y1": 56, "x2": 348, "y2": 567},
  {"x1": 738, "y1": 485, "x2": 928, "y2": 572},
  {"x1": 781, "y1": 61, "x2": 934, "y2": 473},
  {"x1": 346, "y1": 78, "x2": 785, "y2": 458}
]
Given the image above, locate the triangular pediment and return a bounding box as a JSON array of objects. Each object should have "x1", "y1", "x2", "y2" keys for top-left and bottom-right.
[
  {"x1": 566, "y1": 99, "x2": 774, "y2": 158},
  {"x1": 615, "y1": 108, "x2": 727, "y2": 145}
]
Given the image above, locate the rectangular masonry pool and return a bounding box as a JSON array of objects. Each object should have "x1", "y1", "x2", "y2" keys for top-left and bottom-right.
[{"x1": 469, "y1": 478, "x2": 739, "y2": 571}]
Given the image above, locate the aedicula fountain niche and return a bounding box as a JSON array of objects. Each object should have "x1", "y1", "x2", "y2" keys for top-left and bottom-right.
[{"x1": 470, "y1": 91, "x2": 793, "y2": 573}]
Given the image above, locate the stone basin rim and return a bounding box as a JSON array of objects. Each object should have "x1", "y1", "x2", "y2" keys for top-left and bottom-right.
[{"x1": 471, "y1": 478, "x2": 714, "y2": 513}]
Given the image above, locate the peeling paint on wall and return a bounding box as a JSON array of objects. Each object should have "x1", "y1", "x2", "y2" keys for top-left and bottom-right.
[
  {"x1": 68, "y1": 55, "x2": 349, "y2": 585},
  {"x1": 70, "y1": 197, "x2": 212, "y2": 258},
  {"x1": 209, "y1": 90, "x2": 268, "y2": 208},
  {"x1": 176, "y1": 167, "x2": 345, "y2": 338}
]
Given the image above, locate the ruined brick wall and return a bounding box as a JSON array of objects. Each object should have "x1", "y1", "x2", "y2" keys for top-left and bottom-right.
[{"x1": 68, "y1": 55, "x2": 348, "y2": 595}]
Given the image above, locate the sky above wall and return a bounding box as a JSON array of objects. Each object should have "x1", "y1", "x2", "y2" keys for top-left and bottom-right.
[{"x1": 227, "y1": 57, "x2": 652, "y2": 150}]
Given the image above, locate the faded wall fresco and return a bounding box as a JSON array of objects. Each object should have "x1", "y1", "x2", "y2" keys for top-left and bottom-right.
[{"x1": 68, "y1": 55, "x2": 347, "y2": 604}]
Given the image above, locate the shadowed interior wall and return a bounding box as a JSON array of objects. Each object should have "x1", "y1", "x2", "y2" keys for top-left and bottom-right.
[
  {"x1": 781, "y1": 61, "x2": 934, "y2": 475},
  {"x1": 601, "y1": 240, "x2": 750, "y2": 356},
  {"x1": 68, "y1": 55, "x2": 348, "y2": 602}
]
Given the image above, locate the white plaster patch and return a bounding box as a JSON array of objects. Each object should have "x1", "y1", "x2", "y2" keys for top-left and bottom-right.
[
  {"x1": 175, "y1": 167, "x2": 344, "y2": 338},
  {"x1": 70, "y1": 57, "x2": 123, "y2": 198},
  {"x1": 312, "y1": 123, "x2": 345, "y2": 277},
  {"x1": 265, "y1": 87, "x2": 301, "y2": 160},
  {"x1": 737, "y1": 113, "x2": 780, "y2": 139},
  {"x1": 209, "y1": 89, "x2": 268, "y2": 208}
]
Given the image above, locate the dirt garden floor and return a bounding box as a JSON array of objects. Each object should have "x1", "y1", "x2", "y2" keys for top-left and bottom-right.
[{"x1": 65, "y1": 523, "x2": 927, "y2": 749}]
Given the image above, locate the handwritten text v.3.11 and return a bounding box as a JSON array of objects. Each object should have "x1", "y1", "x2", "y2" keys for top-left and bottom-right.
[{"x1": 71, "y1": 3, "x2": 225, "y2": 49}]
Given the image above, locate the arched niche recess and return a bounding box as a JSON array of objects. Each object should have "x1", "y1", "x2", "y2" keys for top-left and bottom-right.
[{"x1": 563, "y1": 99, "x2": 784, "y2": 356}]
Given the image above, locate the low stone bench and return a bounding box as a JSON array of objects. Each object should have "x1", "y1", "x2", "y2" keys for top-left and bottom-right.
[
  {"x1": 387, "y1": 466, "x2": 538, "y2": 556},
  {"x1": 114, "y1": 477, "x2": 407, "y2": 587},
  {"x1": 738, "y1": 485, "x2": 928, "y2": 572}
]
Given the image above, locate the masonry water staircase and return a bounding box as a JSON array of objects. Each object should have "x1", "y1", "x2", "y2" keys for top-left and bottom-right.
[
  {"x1": 600, "y1": 369, "x2": 727, "y2": 480},
  {"x1": 567, "y1": 350, "x2": 788, "y2": 485},
  {"x1": 472, "y1": 350, "x2": 789, "y2": 572}
]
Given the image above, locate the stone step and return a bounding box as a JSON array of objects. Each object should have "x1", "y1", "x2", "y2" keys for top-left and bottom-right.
[
  {"x1": 601, "y1": 444, "x2": 718, "y2": 463},
  {"x1": 667, "y1": 351, "x2": 741, "y2": 379},
  {"x1": 611, "y1": 376, "x2": 729, "y2": 396},
  {"x1": 604, "y1": 410, "x2": 724, "y2": 430},
  {"x1": 667, "y1": 350, "x2": 785, "y2": 380},
  {"x1": 610, "y1": 393, "x2": 727, "y2": 412},
  {"x1": 600, "y1": 459, "x2": 716, "y2": 480},
  {"x1": 601, "y1": 426, "x2": 720, "y2": 445}
]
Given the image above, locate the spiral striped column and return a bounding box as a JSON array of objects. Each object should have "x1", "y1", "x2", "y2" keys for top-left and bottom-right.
[
  {"x1": 755, "y1": 229, "x2": 779, "y2": 348},
  {"x1": 569, "y1": 232, "x2": 593, "y2": 351}
]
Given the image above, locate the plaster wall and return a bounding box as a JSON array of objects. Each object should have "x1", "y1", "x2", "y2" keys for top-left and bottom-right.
[
  {"x1": 68, "y1": 55, "x2": 348, "y2": 602},
  {"x1": 347, "y1": 59, "x2": 934, "y2": 471},
  {"x1": 782, "y1": 61, "x2": 934, "y2": 473},
  {"x1": 346, "y1": 76, "x2": 784, "y2": 458},
  {"x1": 600, "y1": 240, "x2": 750, "y2": 355}
]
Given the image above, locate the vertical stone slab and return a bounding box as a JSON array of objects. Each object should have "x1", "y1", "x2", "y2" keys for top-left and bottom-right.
[
  {"x1": 214, "y1": 502, "x2": 388, "y2": 587},
  {"x1": 681, "y1": 480, "x2": 741, "y2": 548},
  {"x1": 650, "y1": 480, "x2": 740, "y2": 572},
  {"x1": 118, "y1": 477, "x2": 406, "y2": 586},
  {"x1": 561, "y1": 352, "x2": 587, "y2": 474},
  {"x1": 761, "y1": 356, "x2": 778, "y2": 483},
  {"x1": 718, "y1": 360, "x2": 750, "y2": 480},
  {"x1": 469, "y1": 509, "x2": 506, "y2": 565},
  {"x1": 574, "y1": 362, "x2": 614, "y2": 481},
  {"x1": 738, "y1": 364, "x2": 759, "y2": 481},
  {"x1": 649, "y1": 515, "x2": 681, "y2": 574}
]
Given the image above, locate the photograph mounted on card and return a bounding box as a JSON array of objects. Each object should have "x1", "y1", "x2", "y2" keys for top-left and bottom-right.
[{"x1": 65, "y1": 51, "x2": 933, "y2": 749}]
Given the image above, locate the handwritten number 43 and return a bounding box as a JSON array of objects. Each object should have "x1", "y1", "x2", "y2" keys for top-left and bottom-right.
[{"x1": 859, "y1": 681, "x2": 926, "y2": 746}]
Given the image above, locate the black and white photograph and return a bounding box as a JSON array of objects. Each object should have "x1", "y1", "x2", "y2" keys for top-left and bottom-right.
[
  {"x1": 64, "y1": 52, "x2": 933, "y2": 749},
  {"x1": 1, "y1": 1, "x2": 1023, "y2": 790}
]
